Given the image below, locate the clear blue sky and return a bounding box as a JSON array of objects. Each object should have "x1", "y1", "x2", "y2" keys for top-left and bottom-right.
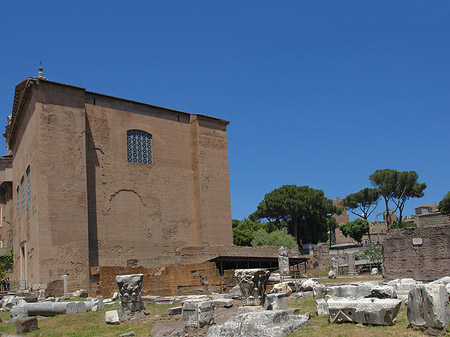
[{"x1": 1, "y1": 1, "x2": 449, "y2": 221}]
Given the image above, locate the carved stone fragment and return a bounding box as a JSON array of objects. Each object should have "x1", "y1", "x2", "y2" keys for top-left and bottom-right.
[
  {"x1": 407, "y1": 284, "x2": 450, "y2": 331},
  {"x1": 327, "y1": 298, "x2": 402, "y2": 325},
  {"x1": 116, "y1": 274, "x2": 145, "y2": 318},
  {"x1": 235, "y1": 269, "x2": 270, "y2": 306}
]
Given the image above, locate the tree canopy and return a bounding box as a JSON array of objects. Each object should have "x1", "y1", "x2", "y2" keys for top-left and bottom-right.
[
  {"x1": 343, "y1": 187, "x2": 379, "y2": 244},
  {"x1": 251, "y1": 229, "x2": 298, "y2": 248},
  {"x1": 438, "y1": 192, "x2": 450, "y2": 215},
  {"x1": 253, "y1": 185, "x2": 336, "y2": 246},
  {"x1": 369, "y1": 169, "x2": 398, "y2": 230},
  {"x1": 340, "y1": 219, "x2": 370, "y2": 243},
  {"x1": 391, "y1": 171, "x2": 426, "y2": 227},
  {"x1": 370, "y1": 169, "x2": 426, "y2": 229},
  {"x1": 233, "y1": 218, "x2": 275, "y2": 246}
]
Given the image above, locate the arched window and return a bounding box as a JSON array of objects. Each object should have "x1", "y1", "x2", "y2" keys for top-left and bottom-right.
[{"x1": 127, "y1": 130, "x2": 153, "y2": 164}]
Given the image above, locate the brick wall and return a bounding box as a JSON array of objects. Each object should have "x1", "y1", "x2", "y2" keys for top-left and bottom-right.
[
  {"x1": 383, "y1": 224, "x2": 450, "y2": 281},
  {"x1": 90, "y1": 262, "x2": 236, "y2": 297},
  {"x1": 415, "y1": 212, "x2": 450, "y2": 227}
]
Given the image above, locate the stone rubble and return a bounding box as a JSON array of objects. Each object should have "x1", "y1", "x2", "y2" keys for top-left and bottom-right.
[
  {"x1": 328, "y1": 270, "x2": 337, "y2": 279},
  {"x1": 327, "y1": 298, "x2": 402, "y2": 325},
  {"x1": 105, "y1": 309, "x2": 120, "y2": 324},
  {"x1": 206, "y1": 310, "x2": 309, "y2": 337},
  {"x1": 270, "y1": 283, "x2": 293, "y2": 297},
  {"x1": 213, "y1": 298, "x2": 233, "y2": 308},
  {"x1": 15, "y1": 316, "x2": 39, "y2": 334},
  {"x1": 182, "y1": 295, "x2": 215, "y2": 328},
  {"x1": 72, "y1": 289, "x2": 89, "y2": 298},
  {"x1": 313, "y1": 283, "x2": 327, "y2": 299},
  {"x1": 387, "y1": 278, "x2": 422, "y2": 293},
  {"x1": 265, "y1": 293, "x2": 287, "y2": 310},
  {"x1": 298, "y1": 279, "x2": 318, "y2": 292},
  {"x1": 168, "y1": 306, "x2": 182, "y2": 315},
  {"x1": 315, "y1": 298, "x2": 329, "y2": 316},
  {"x1": 329, "y1": 284, "x2": 397, "y2": 300},
  {"x1": 407, "y1": 284, "x2": 450, "y2": 332},
  {"x1": 228, "y1": 285, "x2": 242, "y2": 299}
]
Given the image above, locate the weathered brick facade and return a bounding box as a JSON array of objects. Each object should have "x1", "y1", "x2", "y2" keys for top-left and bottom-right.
[
  {"x1": 3, "y1": 77, "x2": 233, "y2": 291},
  {"x1": 383, "y1": 224, "x2": 450, "y2": 281},
  {"x1": 91, "y1": 262, "x2": 236, "y2": 297}
]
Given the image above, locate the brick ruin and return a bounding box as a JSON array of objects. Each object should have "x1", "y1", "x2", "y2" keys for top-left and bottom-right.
[{"x1": 383, "y1": 224, "x2": 450, "y2": 281}]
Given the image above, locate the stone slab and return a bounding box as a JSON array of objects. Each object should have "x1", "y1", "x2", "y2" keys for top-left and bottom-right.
[
  {"x1": 105, "y1": 310, "x2": 120, "y2": 324},
  {"x1": 327, "y1": 298, "x2": 402, "y2": 325},
  {"x1": 206, "y1": 310, "x2": 309, "y2": 337}
]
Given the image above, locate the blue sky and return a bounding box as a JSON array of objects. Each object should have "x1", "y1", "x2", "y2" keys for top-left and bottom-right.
[{"x1": 1, "y1": 1, "x2": 449, "y2": 221}]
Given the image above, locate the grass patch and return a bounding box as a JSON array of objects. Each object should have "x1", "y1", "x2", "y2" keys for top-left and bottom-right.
[
  {"x1": 286, "y1": 297, "x2": 432, "y2": 337},
  {"x1": 0, "y1": 303, "x2": 175, "y2": 337}
]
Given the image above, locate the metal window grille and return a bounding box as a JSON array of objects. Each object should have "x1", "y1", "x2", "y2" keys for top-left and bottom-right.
[
  {"x1": 127, "y1": 130, "x2": 153, "y2": 164},
  {"x1": 26, "y1": 167, "x2": 31, "y2": 206}
]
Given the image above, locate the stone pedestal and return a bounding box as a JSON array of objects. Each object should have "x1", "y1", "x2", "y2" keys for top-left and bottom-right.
[
  {"x1": 347, "y1": 253, "x2": 357, "y2": 275},
  {"x1": 116, "y1": 274, "x2": 145, "y2": 318},
  {"x1": 235, "y1": 269, "x2": 270, "y2": 306},
  {"x1": 182, "y1": 295, "x2": 214, "y2": 328},
  {"x1": 278, "y1": 246, "x2": 290, "y2": 277}
]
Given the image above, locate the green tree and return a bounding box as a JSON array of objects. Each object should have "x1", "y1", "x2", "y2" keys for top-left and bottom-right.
[
  {"x1": 438, "y1": 192, "x2": 450, "y2": 215},
  {"x1": 232, "y1": 218, "x2": 275, "y2": 246},
  {"x1": 340, "y1": 218, "x2": 370, "y2": 244},
  {"x1": 369, "y1": 169, "x2": 398, "y2": 231},
  {"x1": 253, "y1": 185, "x2": 336, "y2": 246},
  {"x1": 391, "y1": 171, "x2": 426, "y2": 228},
  {"x1": 327, "y1": 217, "x2": 338, "y2": 246},
  {"x1": 343, "y1": 188, "x2": 380, "y2": 245},
  {"x1": 362, "y1": 247, "x2": 382, "y2": 268},
  {"x1": 251, "y1": 229, "x2": 298, "y2": 248}
]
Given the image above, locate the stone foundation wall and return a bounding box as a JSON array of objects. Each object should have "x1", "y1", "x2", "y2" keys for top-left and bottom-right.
[
  {"x1": 90, "y1": 262, "x2": 236, "y2": 297},
  {"x1": 383, "y1": 224, "x2": 450, "y2": 281}
]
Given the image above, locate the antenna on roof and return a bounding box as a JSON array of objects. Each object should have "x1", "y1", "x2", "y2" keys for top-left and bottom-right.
[{"x1": 38, "y1": 61, "x2": 46, "y2": 80}]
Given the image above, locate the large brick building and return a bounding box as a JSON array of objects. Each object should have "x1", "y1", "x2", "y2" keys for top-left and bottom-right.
[{"x1": 1, "y1": 73, "x2": 233, "y2": 290}]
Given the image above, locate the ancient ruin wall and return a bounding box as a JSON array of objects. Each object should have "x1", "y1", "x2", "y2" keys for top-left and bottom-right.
[
  {"x1": 383, "y1": 224, "x2": 450, "y2": 281},
  {"x1": 90, "y1": 262, "x2": 236, "y2": 297}
]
